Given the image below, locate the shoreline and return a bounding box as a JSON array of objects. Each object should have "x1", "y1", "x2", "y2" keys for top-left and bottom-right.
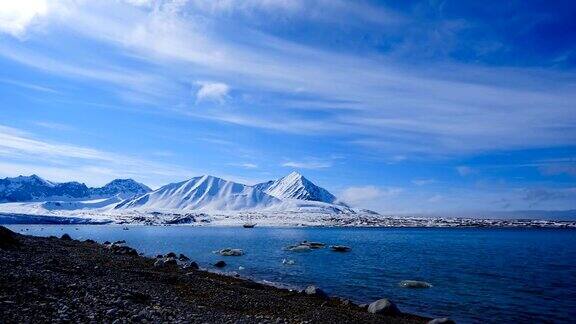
[
  {"x1": 0, "y1": 226, "x2": 440, "y2": 323},
  {"x1": 2, "y1": 212, "x2": 576, "y2": 229}
]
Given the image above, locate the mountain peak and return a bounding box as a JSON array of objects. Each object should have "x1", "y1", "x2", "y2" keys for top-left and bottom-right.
[
  {"x1": 255, "y1": 172, "x2": 338, "y2": 204},
  {"x1": 285, "y1": 171, "x2": 304, "y2": 179}
]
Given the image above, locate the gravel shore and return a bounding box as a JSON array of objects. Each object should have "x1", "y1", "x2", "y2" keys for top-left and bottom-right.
[{"x1": 0, "y1": 226, "x2": 432, "y2": 323}]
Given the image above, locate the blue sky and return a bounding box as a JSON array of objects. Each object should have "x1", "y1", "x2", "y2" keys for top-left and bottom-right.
[{"x1": 0, "y1": 0, "x2": 575, "y2": 214}]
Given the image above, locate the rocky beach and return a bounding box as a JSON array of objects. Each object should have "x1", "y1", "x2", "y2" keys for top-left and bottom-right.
[{"x1": 0, "y1": 226, "x2": 440, "y2": 323}]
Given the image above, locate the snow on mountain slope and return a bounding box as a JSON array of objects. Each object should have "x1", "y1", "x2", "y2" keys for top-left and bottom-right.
[
  {"x1": 255, "y1": 171, "x2": 343, "y2": 205},
  {"x1": 0, "y1": 175, "x2": 151, "y2": 202},
  {"x1": 115, "y1": 175, "x2": 280, "y2": 211}
]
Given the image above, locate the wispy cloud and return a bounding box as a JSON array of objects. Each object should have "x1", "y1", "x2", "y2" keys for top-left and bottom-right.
[
  {"x1": 1, "y1": 0, "x2": 574, "y2": 159},
  {"x1": 32, "y1": 121, "x2": 74, "y2": 131},
  {"x1": 0, "y1": 124, "x2": 195, "y2": 187},
  {"x1": 522, "y1": 187, "x2": 576, "y2": 208},
  {"x1": 230, "y1": 162, "x2": 258, "y2": 169},
  {"x1": 538, "y1": 161, "x2": 576, "y2": 177},
  {"x1": 340, "y1": 185, "x2": 404, "y2": 206},
  {"x1": 282, "y1": 160, "x2": 332, "y2": 169},
  {"x1": 456, "y1": 166, "x2": 475, "y2": 176},
  {"x1": 0, "y1": 77, "x2": 58, "y2": 93},
  {"x1": 412, "y1": 178, "x2": 435, "y2": 186}
]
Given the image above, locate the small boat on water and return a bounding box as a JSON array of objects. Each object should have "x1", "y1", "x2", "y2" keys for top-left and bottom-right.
[{"x1": 243, "y1": 223, "x2": 256, "y2": 228}]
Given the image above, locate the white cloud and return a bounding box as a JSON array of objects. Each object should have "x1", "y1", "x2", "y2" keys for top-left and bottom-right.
[
  {"x1": 239, "y1": 163, "x2": 258, "y2": 169},
  {"x1": 195, "y1": 81, "x2": 230, "y2": 103},
  {"x1": 282, "y1": 160, "x2": 331, "y2": 169},
  {"x1": 340, "y1": 185, "x2": 403, "y2": 206},
  {"x1": 229, "y1": 162, "x2": 258, "y2": 169},
  {"x1": 427, "y1": 194, "x2": 443, "y2": 203},
  {"x1": 0, "y1": 0, "x2": 48, "y2": 37}
]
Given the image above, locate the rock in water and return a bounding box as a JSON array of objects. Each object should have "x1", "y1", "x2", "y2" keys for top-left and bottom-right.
[
  {"x1": 303, "y1": 285, "x2": 328, "y2": 299},
  {"x1": 60, "y1": 234, "x2": 72, "y2": 241},
  {"x1": 399, "y1": 280, "x2": 433, "y2": 289},
  {"x1": 285, "y1": 244, "x2": 312, "y2": 252},
  {"x1": 214, "y1": 260, "x2": 227, "y2": 268},
  {"x1": 330, "y1": 245, "x2": 351, "y2": 252},
  {"x1": 300, "y1": 241, "x2": 326, "y2": 249},
  {"x1": 216, "y1": 248, "x2": 244, "y2": 256},
  {"x1": 428, "y1": 318, "x2": 455, "y2": 324},
  {"x1": 178, "y1": 253, "x2": 190, "y2": 261},
  {"x1": 367, "y1": 298, "x2": 401, "y2": 315},
  {"x1": 0, "y1": 226, "x2": 20, "y2": 249}
]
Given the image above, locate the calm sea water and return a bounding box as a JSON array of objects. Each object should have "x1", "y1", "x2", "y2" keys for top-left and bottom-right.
[{"x1": 7, "y1": 225, "x2": 576, "y2": 323}]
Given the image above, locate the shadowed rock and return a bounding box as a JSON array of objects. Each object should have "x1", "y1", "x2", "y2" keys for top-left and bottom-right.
[
  {"x1": 368, "y1": 298, "x2": 401, "y2": 315},
  {"x1": 0, "y1": 226, "x2": 20, "y2": 249}
]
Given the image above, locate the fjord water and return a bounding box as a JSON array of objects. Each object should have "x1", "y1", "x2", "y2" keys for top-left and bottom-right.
[{"x1": 9, "y1": 226, "x2": 576, "y2": 323}]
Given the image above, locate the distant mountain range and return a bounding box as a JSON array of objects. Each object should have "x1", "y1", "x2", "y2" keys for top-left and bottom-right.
[
  {"x1": 0, "y1": 175, "x2": 151, "y2": 203},
  {"x1": 0, "y1": 172, "x2": 348, "y2": 212}
]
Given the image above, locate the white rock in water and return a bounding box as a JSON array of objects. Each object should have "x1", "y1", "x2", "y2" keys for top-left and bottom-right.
[
  {"x1": 282, "y1": 259, "x2": 295, "y2": 265},
  {"x1": 216, "y1": 248, "x2": 244, "y2": 256},
  {"x1": 285, "y1": 244, "x2": 311, "y2": 252},
  {"x1": 399, "y1": 280, "x2": 433, "y2": 288}
]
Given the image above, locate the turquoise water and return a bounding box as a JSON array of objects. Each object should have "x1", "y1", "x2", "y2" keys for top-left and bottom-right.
[{"x1": 8, "y1": 225, "x2": 576, "y2": 323}]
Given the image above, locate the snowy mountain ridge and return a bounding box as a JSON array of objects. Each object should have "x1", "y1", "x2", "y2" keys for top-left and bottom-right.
[
  {"x1": 0, "y1": 172, "x2": 381, "y2": 225},
  {"x1": 0, "y1": 175, "x2": 151, "y2": 202},
  {"x1": 115, "y1": 175, "x2": 280, "y2": 211}
]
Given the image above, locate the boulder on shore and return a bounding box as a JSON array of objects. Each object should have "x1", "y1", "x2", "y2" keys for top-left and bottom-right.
[
  {"x1": 367, "y1": 298, "x2": 401, "y2": 315},
  {"x1": 214, "y1": 260, "x2": 227, "y2": 268},
  {"x1": 183, "y1": 261, "x2": 199, "y2": 270},
  {"x1": 60, "y1": 234, "x2": 72, "y2": 241},
  {"x1": 303, "y1": 285, "x2": 328, "y2": 299}
]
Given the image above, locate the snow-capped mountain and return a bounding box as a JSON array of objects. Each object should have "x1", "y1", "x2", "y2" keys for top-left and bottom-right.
[
  {"x1": 91, "y1": 179, "x2": 151, "y2": 199},
  {"x1": 115, "y1": 175, "x2": 280, "y2": 211},
  {"x1": 0, "y1": 175, "x2": 150, "y2": 202},
  {"x1": 255, "y1": 171, "x2": 342, "y2": 205}
]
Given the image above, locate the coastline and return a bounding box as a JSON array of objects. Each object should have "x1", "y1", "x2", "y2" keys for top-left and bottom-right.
[
  {"x1": 2, "y1": 211, "x2": 575, "y2": 228},
  {"x1": 0, "y1": 226, "x2": 434, "y2": 323}
]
